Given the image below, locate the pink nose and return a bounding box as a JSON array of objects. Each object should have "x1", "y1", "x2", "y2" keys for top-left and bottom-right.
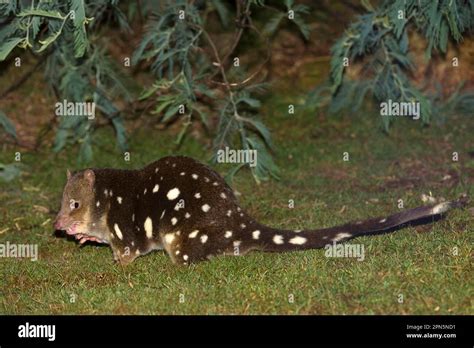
[{"x1": 54, "y1": 219, "x2": 63, "y2": 230}]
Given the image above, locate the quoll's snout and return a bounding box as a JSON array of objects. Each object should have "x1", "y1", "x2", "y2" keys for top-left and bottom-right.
[{"x1": 54, "y1": 214, "x2": 67, "y2": 230}]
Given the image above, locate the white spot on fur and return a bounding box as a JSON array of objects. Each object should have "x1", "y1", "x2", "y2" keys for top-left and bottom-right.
[
  {"x1": 252, "y1": 230, "x2": 260, "y2": 240},
  {"x1": 273, "y1": 235, "x2": 284, "y2": 244},
  {"x1": 220, "y1": 192, "x2": 227, "y2": 199},
  {"x1": 226, "y1": 210, "x2": 232, "y2": 217},
  {"x1": 171, "y1": 217, "x2": 178, "y2": 225},
  {"x1": 332, "y1": 232, "x2": 352, "y2": 242},
  {"x1": 153, "y1": 184, "x2": 159, "y2": 193},
  {"x1": 96, "y1": 201, "x2": 100, "y2": 207},
  {"x1": 167, "y1": 188, "x2": 180, "y2": 200},
  {"x1": 144, "y1": 217, "x2": 153, "y2": 239},
  {"x1": 132, "y1": 214, "x2": 135, "y2": 222},
  {"x1": 117, "y1": 196, "x2": 122, "y2": 204},
  {"x1": 289, "y1": 236, "x2": 307, "y2": 245},
  {"x1": 237, "y1": 207, "x2": 241, "y2": 212},
  {"x1": 164, "y1": 233, "x2": 175, "y2": 244},
  {"x1": 225, "y1": 231, "x2": 232, "y2": 238},
  {"x1": 213, "y1": 182, "x2": 219, "y2": 186},
  {"x1": 189, "y1": 230, "x2": 199, "y2": 238},
  {"x1": 175, "y1": 250, "x2": 180, "y2": 255},
  {"x1": 200, "y1": 234, "x2": 208, "y2": 243},
  {"x1": 180, "y1": 172, "x2": 185, "y2": 176},
  {"x1": 432, "y1": 202, "x2": 450, "y2": 215},
  {"x1": 379, "y1": 218, "x2": 387, "y2": 223},
  {"x1": 143, "y1": 188, "x2": 147, "y2": 195},
  {"x1": 104, "y1": 189, "x2": 108, "y2": 196},
  {"x1": 192, "y1": 174, "x2": 198, "y2": 179},
  {"x1": 185, "y1": 212, "x2": 191, "y2": 219},
  {"x1": 155, "y1": 167, "x2": 159, "y2": 173},
  {"x1": 113, "y1": 224, "x2": 123, "y2": 240},
  {"x1": 194, "y1": 192, "x2": 201, "y2": 199},
  {"x1": 240, "y1": 223, "x2": 246, "y2": 229},
  {"x1": 233, "y1": 240, "x2": 241, "y2": 247},
  {"x1": 204, "y1": 177, "x2": 210, "y2": 182},
  {"x1": 183, "y1": 254, "x2": 189, "y2": 261},
  {"x1": 202, "y1": 204, "x2": 210, "y2": 212},
  {"x1": 160, "y1": 210, "x2": 166, "y2": 219}
]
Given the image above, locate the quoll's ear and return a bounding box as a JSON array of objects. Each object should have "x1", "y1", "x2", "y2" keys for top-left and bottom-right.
[
  {"x1": 66, "y1": 169, "x2": 72, "y2": 180},
  {"x1": 84, "y1": 169, "x2": 95, "y2": 186}
]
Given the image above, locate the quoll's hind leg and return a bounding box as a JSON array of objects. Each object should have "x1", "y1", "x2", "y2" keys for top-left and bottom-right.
[{"x1": 160, "y1": 227, "x2": 236, "y2": 265}]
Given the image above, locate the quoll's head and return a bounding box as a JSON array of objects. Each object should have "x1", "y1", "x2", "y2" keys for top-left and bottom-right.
[{"x1": 54, "y1": 169, "x2": 100, "y2": 242}]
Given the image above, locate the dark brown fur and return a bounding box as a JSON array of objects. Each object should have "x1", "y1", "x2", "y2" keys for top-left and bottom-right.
[{"x1": 54, "y1": 156, "x2": 466, "y2": 265}]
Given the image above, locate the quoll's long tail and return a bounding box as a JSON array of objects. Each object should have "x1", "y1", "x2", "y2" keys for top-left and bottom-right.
[{"x1": 251, "y1": 197, "x2": 467, "y2": 252}]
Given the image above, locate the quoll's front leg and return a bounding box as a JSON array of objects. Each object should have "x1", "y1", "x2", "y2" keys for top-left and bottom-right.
[{"x1": 111, "y1": 242, "x2": 141, "y2": 266}]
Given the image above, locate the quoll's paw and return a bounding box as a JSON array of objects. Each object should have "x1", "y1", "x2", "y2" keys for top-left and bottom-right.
[{"x1": 112, "y1": 246, "x2": 140, "y2": 266}]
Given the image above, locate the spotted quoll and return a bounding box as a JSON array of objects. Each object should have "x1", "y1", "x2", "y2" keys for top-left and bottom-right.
[{"x1": 54, "y1": 156, "x2": 466, "y2": 265}]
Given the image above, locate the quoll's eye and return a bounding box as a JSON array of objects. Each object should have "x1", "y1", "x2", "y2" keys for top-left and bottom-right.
[{"x1": 69, "y1": 199, "x2": 80, "y2": 210}]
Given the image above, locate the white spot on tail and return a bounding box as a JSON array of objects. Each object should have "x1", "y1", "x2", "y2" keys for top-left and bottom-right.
[
  {"x1": 113, "y1": 224, "x2": 123, "y2": 240},
  {"x1": 332, "y1": 232, "x2": 352, "y2": 242},
  {"x1": 432, "y1": 202, "x2": 450, "y2": 215},
  {"x1": 189, "y1": 230, "x2": 199, "y2": 238},
  {"x1": 273, "y1": 235, "x2": 284, "y2": 244},
  {"x1": 167, "y1": 188, "x2": 180, "y2": 200},
  {"x1": 144, "y1": 217, "x2": 153, "y2": 239},
  {"x1": 289, "y1": 236, "x2": 307, "y2": 245},
  {"x1": 252, "y1": 230, "x2": 260, "y2": 240}
]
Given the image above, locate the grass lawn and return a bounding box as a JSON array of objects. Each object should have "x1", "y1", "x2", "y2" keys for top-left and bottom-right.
[{"x1": 0, "y1": 83, "x2": 473, "y2": 314}]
